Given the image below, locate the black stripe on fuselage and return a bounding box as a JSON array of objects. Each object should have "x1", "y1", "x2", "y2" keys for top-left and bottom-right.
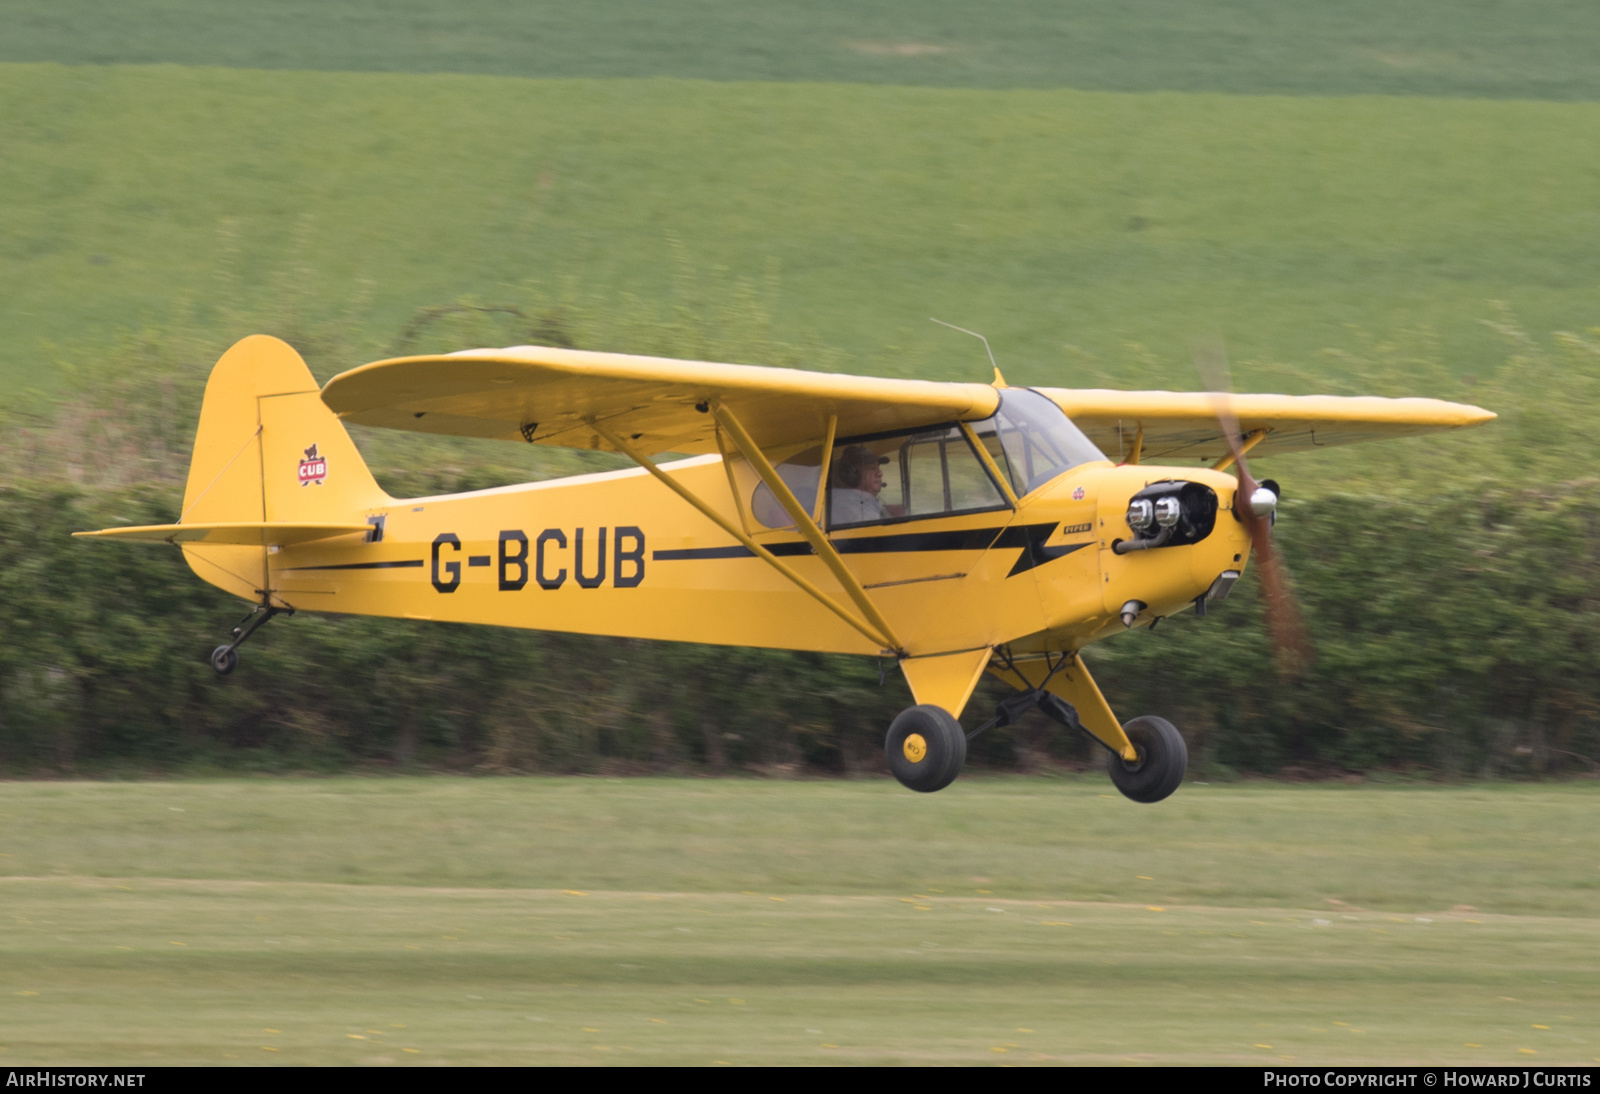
[
  {"x1": 652, "y1": 542, "x2": 812, "y2": 561},
  {"x1": 652, "y1": 525, "x2": 1008, "y2": 563},
  {"x1": 279, "y1": 559, "x2": 426, "y2": 571},
  {"x1": 651, "y1": 522, "x2": 1089, "y2": 577},
  {"x1": 273, "y1": 523, "x2": 1094, "y2": 576}
]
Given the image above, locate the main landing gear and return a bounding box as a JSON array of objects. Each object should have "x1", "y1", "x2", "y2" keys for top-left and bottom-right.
[
  {"x1": 1105, "y1": 715, "x2": 1187, "y2": 804},
  {"x1": 209, "y1": 601, "x2": 292, "y2": 675},
  {"x1": 885, "y1": 705, "x2": 967, "y2": 793},
  {"x1": 884, "y1": 683, "x2": 1187, "y2": 803}
]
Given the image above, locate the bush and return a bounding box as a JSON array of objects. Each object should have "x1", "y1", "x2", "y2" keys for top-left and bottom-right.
[{"x1": 4, "y1": 480, "x2": 1597, "y2": 777}]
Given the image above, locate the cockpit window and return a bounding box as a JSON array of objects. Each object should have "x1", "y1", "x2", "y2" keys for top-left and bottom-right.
[
  {"x1": 826, "y1": 426, "x2": 1009, "y2": 530},
  {"x1": 750, "y1": 446, "x2": 823, "y2": 530},
  {"x1": 970, "y1": 388, "x2": 1106, "y2": 497}
]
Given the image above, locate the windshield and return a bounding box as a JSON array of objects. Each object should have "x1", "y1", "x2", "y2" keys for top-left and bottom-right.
[{"x1": 971, "y1": 388, "x2": 1106, "y2": 496}]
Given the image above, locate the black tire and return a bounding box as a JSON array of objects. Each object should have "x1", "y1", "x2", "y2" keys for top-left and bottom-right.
[
  {"x1": 1107, "y1": 715, "x2": 1187, "y2": 803},
  {"x1": 885, "y1": 704, "x2": 967, "y2": 793},
  {"x1": 210, "y1": 645, "x2": 238, "y2": 676}
]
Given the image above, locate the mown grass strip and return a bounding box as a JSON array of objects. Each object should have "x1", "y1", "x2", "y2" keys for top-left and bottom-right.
[
  {"x1": 2, "y1": 779, "x2": 1596, "y2": 916},
  {"x1": 3, "y1": 782, "x2": 1592, "y2": 1063}
]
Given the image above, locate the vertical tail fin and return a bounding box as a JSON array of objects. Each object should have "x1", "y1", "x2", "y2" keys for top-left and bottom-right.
[{"x1": 180, "y1": 335, "x2": 388, "y2": 601}]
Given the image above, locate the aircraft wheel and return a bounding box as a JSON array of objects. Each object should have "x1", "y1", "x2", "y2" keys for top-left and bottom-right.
[
  {"x1": 1107, "y1": 715, "x2": 1187, "y2": 803},
  {"x1": 885, "y1": 704, "x2": 966, "y2": 793},
  {"x1": 209, "y1": 645, "x2": 238, "y2": 676}
]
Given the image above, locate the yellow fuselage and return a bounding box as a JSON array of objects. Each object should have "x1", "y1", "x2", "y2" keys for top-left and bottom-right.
[{"x1": 259, "y1": 456, "x2": 1250, "y2": 660}]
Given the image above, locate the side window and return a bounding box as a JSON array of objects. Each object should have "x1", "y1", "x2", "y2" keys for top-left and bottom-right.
[
  {"x1": 903, "y1": 435, "x2": 946, "y2": 517},
  {"x1": 948, "y1": 436, "x2": 1007, "y2": 510},
  {"x1": 750, "y1": 446, "x2": 823, "y2": 529},
  {"x1": 827, "y1": 427, "x2": 1008, "y2": 530}
]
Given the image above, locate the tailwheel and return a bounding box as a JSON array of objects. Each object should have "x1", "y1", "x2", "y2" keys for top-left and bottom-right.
[
  {"x1": 209, "y1": 645, "x2": 238, "y2": 676},
  {"x1": 206, "y1": 602, "x2": 292, "y2": 676},
  {"x1": 885, "y1": 705, "x2": 967, "y2": 793},
  {"x1": 1106, "y1": 716, "x2": 1187, "y2": 803}
]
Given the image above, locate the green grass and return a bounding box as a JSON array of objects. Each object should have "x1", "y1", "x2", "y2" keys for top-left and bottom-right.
[
  {"x1": 6, "y1": 63, "x2": 1600, "y2": 412},
  {"x1": 9, "y1": 1, "x2": 1600, "y2": 100},
  {"x1": 2, "y1": 778, "x2": 1597, "y2": 1064}
]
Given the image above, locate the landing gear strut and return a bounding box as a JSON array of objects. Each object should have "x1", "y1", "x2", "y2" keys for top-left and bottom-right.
[{"x1": 209, "y1": 601, "x2": 292, "y2": 675}]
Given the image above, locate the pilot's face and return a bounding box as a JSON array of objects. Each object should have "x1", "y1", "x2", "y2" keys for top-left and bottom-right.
[{"x1": 860, "y1": 461, "x2": 884, "y2": 495}]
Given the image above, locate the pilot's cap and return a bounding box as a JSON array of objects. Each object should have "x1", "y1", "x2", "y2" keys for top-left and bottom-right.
[{"x1": 833, "y1": 443, "x2": 889, "y2": 486}]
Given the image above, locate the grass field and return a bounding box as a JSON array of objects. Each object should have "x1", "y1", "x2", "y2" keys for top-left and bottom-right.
[
  {"x1": 7, "y1": 64, "x2": 1600, "y2": 407},
  {"x1": 9, "y1": 2, "x2": 1600, "y2": 473},
  {"x1": 2, "y1": 778, "x2": 1597, "y2": 1065}
]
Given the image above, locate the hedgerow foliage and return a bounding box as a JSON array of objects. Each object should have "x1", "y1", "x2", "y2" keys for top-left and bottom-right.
[
  {"x1": 5, "y1": 479, "x2": 1597, "y2": 777},
  {"x1": 3, "y1": 283, "x2": 1598, "y2": 777}
]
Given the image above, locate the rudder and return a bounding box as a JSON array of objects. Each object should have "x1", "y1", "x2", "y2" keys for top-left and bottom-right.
[{"x1": 180, "y1": 335, "x2": 388, "y2": 601}]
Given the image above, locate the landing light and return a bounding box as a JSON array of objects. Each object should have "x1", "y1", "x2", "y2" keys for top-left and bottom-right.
[{"x1": 1206, "y1": 570, "x2": 1241, "y2": 601}]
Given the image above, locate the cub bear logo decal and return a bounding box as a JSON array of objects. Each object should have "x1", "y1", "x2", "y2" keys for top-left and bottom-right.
[{"x1": 298, "y1": 443, "x2": 328, "y2": 487}]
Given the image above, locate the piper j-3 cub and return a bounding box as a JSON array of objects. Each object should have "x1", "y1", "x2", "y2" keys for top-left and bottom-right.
[{"x1": 78, "y1": 335, "x2": 1493, "y2": 801}]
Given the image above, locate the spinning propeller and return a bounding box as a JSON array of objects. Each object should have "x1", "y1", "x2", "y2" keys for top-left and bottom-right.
[{"x1": 1194, "y1": 341, "x2": 1313, "y2": 677}]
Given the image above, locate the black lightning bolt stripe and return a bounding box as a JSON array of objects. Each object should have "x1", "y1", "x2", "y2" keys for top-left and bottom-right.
[
  {"x1": 652, "y1": 523, "x2": 1088, "y2": 578},
  {"x1": 652, "y1": 526, "x2": 1004, "y2": 562},
  {"x1": 275, "y1": 524, "x2": 1092, "y2": 576},
  {"x1": 991, "y1": 523, "x2": 1092, "y2": 577}
]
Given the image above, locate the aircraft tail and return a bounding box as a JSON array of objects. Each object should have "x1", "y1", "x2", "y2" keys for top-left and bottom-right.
[{"x1": 175, "y1": 335, "x2": 389, "y2": 601}]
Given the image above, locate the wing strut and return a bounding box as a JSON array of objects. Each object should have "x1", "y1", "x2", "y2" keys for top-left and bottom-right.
[
  {"x1": 588, "y1": 420, "x2": 903, "y2": 655},
  {"x1": 1212, "y1": 428, "x2": 1269, "y2": 472},
  {"x1": 710, "y1": 403, "x2": 906, "y2": 655}
]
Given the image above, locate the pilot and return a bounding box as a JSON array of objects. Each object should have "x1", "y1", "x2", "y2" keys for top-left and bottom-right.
[{"x1": 830, "y1": 444, "x2": 890, "y2": 524}]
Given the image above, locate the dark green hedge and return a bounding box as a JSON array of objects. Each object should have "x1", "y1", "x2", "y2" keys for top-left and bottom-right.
[{"x1": 3, "y1": 481, "x2": 1596, "y2": 776}]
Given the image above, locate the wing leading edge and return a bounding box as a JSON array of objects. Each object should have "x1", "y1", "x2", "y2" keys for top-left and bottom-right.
[
  {"x1": 319, "y1": 345, "x2": 1494, "y2": 462},
  {"x1": 1038, "y1": 389, "x2": 1495, "y2": 464},
  {"x1": 320, "y1": 346, "x2": 1000, "y2": 457}
]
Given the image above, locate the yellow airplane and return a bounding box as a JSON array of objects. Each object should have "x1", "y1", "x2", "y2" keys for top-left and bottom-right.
[{"x1": 78, "y1": 335, "x2": 1493, "y2": 801}]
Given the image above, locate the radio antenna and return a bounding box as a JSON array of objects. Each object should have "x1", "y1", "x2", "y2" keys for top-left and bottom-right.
[{"x1": 930, "y1": 318, "x2": 1006, "y2": 386}]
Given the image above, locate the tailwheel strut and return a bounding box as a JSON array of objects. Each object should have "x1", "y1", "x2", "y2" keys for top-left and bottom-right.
[{"x1": 210, "y1": 600, "x2": 292, "y2": 675}]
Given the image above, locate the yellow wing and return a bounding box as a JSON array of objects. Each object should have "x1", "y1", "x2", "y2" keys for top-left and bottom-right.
[
  {"x1": 320, "y1": 344, "x2": 1494, "y2": 461},
  {"x1": 1037, "y1": 389, "x2": 1495, "y2": 463},
  {"x1": 320, "y1": 346, "x2": 1000, "y2": 455}
]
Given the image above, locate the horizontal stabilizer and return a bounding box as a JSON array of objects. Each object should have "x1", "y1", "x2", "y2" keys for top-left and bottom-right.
[{"x1": 74, "y1": 522, "x2": 371, "y2": 547}]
